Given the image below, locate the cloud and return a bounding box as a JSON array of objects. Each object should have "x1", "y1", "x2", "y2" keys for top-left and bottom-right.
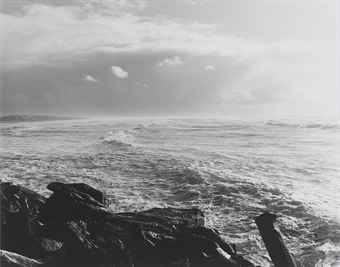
[
  {"x1": 84, "y1": 74, "x2": 97, "y2": 82},
  {"x1": 204, "y1": 65, "x2": 215, "y2": 71},
  {"x1": 82, "y1": 0, "x2": 147, "y2": 11},
  {"x1": 0, "y1": 2, "x2": 276, "y2": 68},
  {"x1": 111, "y1": 66, "x2": 128, "y2": 79},
  {"x1": 1, "y1": 0, "x2": 147, "y2": 14},
  {"x1": 158, "y1": 56, "x2": 183, "y2": 67},
  {"x1": 0, "y1": 4, "x2": 212, "y2": 68},
  {"x1": 1, "y1": 0, "x2": 337, "y2": 119},
  {"x1": 0, "y1": 0, "x2": 335, "y2": 71},
  {"x1": 0, "y1": 2, "x2": 332, "y2": 73}
]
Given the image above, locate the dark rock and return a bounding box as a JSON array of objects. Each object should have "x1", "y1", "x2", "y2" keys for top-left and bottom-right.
[
  {"x1": 255, "y1": 212, "x2": 298, "y2": 267},
  {"x1": 0, "y1": 250, "x2": 42, "y2": 267},
  {"x1": 48, "y1": 220, "x2": 132, "y2": 267},
  {"x1": 1, "y1": 182, "x2": 46, "y2": 222},
  {"x1": 37, "y1": 182, "x2": 255, "y2": 267},
  {"x1": 1, "y1": 183, "x2": 44, "y2": 254},
  {"x1": 39, "y1": 183, "x2": 108, "y2": 240},
  {"x1": 1, "y1": 183, "x2": 62, "y2": 260},
  {"x1": 47, "y1": 182, "x2": 107, "y2": 205},
  {"x1": 135, "y1": 207, "x2": 205, "y2": 228},
  {"x1": 2, "y1": 182, "x2": 256, "y2": 267}
]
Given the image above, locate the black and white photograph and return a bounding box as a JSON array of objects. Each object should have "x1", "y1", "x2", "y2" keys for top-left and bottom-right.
[{"x1": 0, "y1": 0, "x2": 339, "y2": 266}]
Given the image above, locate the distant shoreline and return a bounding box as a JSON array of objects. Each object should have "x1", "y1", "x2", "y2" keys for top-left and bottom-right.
[{"x1": 0, "y1": 115, "x2": 82, "y2": 123}]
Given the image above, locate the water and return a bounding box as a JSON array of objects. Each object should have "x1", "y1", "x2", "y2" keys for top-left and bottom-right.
[{"x1": 1, "y1": 117, "x2": 340, "y2": 266}]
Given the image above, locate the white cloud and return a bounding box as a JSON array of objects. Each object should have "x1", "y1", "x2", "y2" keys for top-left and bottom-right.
[
  {"x1": 204, "y1": 65, "x2": 215, "y2": 71},
  {"x1": 158, "y1": 56, "x2": 183, "y2": 67},
  {"x1": 0, "y1": 0, "x2": 336, "y2": 119},
  {"x1": 84, "y1": 74, "x2": 97, "y2": 82},
  {"x1": 0, "y1": 3, "x2": 273, "y2": 68},
  {"x1": 111, "y1": 66, "x2": 128, "y2": 79},
  {"x1": 0, "y1": 2, "x2": 332, "y2": 72},
  {"x1": 0, "y1": 0, "x2": 337, "y2": 119}
]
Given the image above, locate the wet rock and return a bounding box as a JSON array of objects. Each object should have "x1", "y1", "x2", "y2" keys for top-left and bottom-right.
[
  {"x1": 37, "y1": 182, "x2": 255, "y2": 267},
  {"x1": 2, "y1": 182, "x2": 256, "y2": 267},
  {"x1": 39, "y1": 183, "x2": 108, "y2": 239},
  {"x1": 255, "y1": 212, "x2": 298, "y2": 267},
  {"x1": 0, "y1": 250, "x2": 42, "y2": 267},
  {"x1": 1, "y1": 183, "x2": 62, "y2": 259},
  {"x1": 47, "y1": 182, "x2": 107, "y2": 205},
  {"x1": 135, "y1": 207, "x2": 205, "y2": 228},
  {"x1": 1, "y1": 183, "x2": 44, "y2": 255}
]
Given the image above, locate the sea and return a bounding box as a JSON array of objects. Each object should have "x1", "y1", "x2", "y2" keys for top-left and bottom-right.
[{"x1": 0, "y1": 116, "x2": 339, "y2": 266}]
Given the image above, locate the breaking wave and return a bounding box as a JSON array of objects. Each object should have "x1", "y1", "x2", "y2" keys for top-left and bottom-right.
[
  {"x1": 101, "y1": 130, "x2": 136, "y2": 147},
  {"x1": 2, "y1": 117, "x2": 340, "y2": 266},
  {"x1": 315, "y1": 242, "x2": 340, "y2": 267}
]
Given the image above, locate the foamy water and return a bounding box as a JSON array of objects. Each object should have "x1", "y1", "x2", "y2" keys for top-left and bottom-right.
[{"x1": 0, "y1": 117, "x2": 339, "y2": 266}]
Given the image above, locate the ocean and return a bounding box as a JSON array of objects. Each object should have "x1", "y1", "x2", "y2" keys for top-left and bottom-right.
[{"x1": 1, "y1": 117, "x2": 339, "y2": 266}]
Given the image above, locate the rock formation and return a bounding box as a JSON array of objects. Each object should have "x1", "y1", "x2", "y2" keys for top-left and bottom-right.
[
  {"x1": 1, "y1": 181, "x2": 270, "y2": 267},
  {"x1": 0, "y1": 250, "x2": 42, "y2": 267}
]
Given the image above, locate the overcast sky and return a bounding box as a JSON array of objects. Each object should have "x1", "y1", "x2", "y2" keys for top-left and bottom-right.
[{"x1": 0, "y1": 0, "x2": 339, "y2": 119}]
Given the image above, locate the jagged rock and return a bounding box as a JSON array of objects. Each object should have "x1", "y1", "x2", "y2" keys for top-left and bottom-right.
[
  {"x1": 1, "y1": 182, "x2": 256, "y2": 267},
  {"x1": 134, "y1": 208, "x2": 205, "y2": 228},
  {"x1": 38, "y1": 182, "x2": 108, "y2": 241},
  {"x1": 0, "y1": 250, "x2": 42, "y2": 267},
  {"x1": 37, "y1": 182, "x2": 255, "y2": 267},
  {"x1": 47, "y1": 182, "x2": 107, "y2": 205},
  {"x1": 255, "y1": 212, "x2": 298, "y2": 267},
  {"x1": 0, "y1": 183, "x2": 62, "y2": 260},
  {"x1": 1, "y1": 183, "x2": 44, "y2": 254}
]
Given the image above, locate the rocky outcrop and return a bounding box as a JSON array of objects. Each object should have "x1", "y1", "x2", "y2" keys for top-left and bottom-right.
[
  {"x1": 255, "y1": 212, "x2": 298, "y2": 267},
  {"x1": 1, "y1": 182, "x2": 256, "y2": 267},
  {"x1": 0, "y1": 250, "x2": 42, "y2": 267},
  {"x1": 1, "y1": 183, "x2": 62, "y2": 260}
]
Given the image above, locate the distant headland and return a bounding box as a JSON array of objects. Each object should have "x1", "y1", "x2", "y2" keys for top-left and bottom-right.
[{"x1": 0, "y1": 115, "x2": 81, "y2": 123}]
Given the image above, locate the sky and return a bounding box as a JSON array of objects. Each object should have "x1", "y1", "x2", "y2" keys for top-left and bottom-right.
[{"x1": 0, "y1": 0, "x2": 339, "y2": 119}]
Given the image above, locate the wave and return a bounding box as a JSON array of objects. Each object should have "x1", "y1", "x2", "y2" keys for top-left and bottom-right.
[
  {"x1": 0, "y1": 126, "x2": 23, "y2": 136},
  {"x1": 265, "y1": 120, "x2": 340, "y2": 130},
  {"x1": 101, "y1": 130, "x2": 136, "y2": 147},
  {"x1": 305, "y1": 123, "x2": 340, "y2": 129},
  {"x1": 315, "y1": 241, "x2": 340, "y2": 267}
]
